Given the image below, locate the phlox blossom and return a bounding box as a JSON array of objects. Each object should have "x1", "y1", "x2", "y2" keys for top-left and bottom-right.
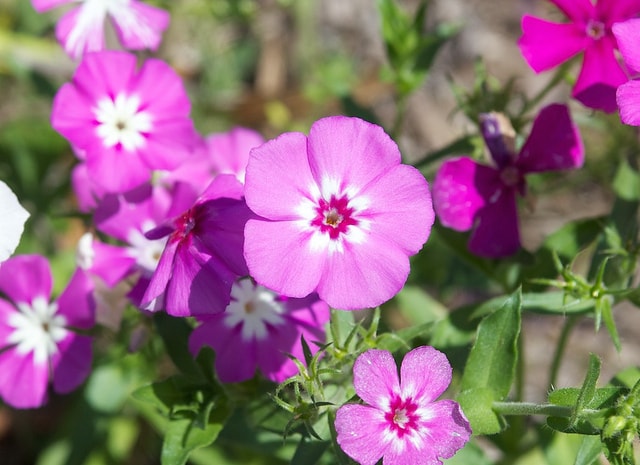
[
  {"x1": 52, "y1": 51, "x2": 197, "y2": 193},
  {"x1": 0, "y1": 181, "x2": 29, "y2": 263},
  {"x1": 31, "y1": 0, "x2": 169, "y2": 60},
  {"x1": 433, "y1": 104, "x2": 584, "y2": 258},
  {"x1": 613, "y1": 18, "x2": 640, "y2": 126},
  {"x1": 141, "y1": 175, "x2": 253, "y2": 317},
  {"x1": 189, "y1": 278, "x2": 330, "y2": 383},
  {"x1": 243, "y1": 116, "x2": 434, "y2": 310},
  {"x1": 518, "y1": 0, "x2": 640, "y2": 112},
  {"x1": 335, "y1": 346, "x2": 471, "y2": 465},
  {"x1": 0, "y1": 255, "x2": 95, "y2": 408}
]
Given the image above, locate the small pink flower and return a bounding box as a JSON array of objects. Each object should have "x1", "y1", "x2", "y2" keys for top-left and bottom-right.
[
  {"x1": 0, "y1": 181, "x2": 29, "y2": 263},
  {"x1": 0, "y1": 255, "x2": 95, "y2": 408},
  {"x1": 52, "y1": 51, "x2": 197, "y2": 193},
  {"x1": 433, "y1": 104, "x2": 584, "y2": 258},
  {"x1": 518, "y1": 0, "x2": 640, "y2": 112},
  {"x1": 31, "y1": 0, "x2": 170, "y2": 60},
  {"x1": 335, "y1": 346, "x2": 471, "y2": 465},
  {"x1": 189, "y1": 278, "x2": 330, "y2": 383},
  {"x1": 613, "y1": 18, "x2": 640, "y2": 126},
  {"x1": 243, "y1": 116, "x2": 434, "y2": 310}
]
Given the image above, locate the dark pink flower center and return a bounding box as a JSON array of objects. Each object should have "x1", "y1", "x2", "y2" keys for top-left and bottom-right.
[
  {"x1": 311, "y1": 195, "x2": 358, "y2": 239},
  {"x1": 586, "y1": 19, "x2": 606, "y2": 40},
  {"x1": 384, "y1": 396, "x2": 419, "y2": 438},
  {"x1": 499, "y1": 166, "x2": 522, "y2": 188},
  {"x1": 173, "y1": 208, "x2": 197, "y2": 242}
]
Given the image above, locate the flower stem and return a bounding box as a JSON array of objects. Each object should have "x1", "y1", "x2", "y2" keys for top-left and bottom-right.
[
  {"x1": 548, "y1": 316, "x2": 578, "y2": 391},
  {"x1": 492, "y1": 401, "x2": 573, "y2": 417}
]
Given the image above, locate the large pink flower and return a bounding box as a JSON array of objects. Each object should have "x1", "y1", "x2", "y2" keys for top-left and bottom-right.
[
  {"x1": 52, "y1": 51, "x2": 197, "y2": 194},
  {"x1": 31, "y1": 0, "x2": 169, "y2": 60},
  {"x1": 518, "y1": 0, "x2": 640, "y2": 112},
  {"x1": 335, "y1": 346, "x2": 471, "y2": 465},
  {"x1": 433, "y1": 104, "x2": 583, "y2": 258},
  {"x1": 613, "y1": 18, "x2": 640, "y2": 126},
  {"x1": 243, "y1": 116, "x2": 434, "y2": 310},
  {"x1": 0, "y1": 255, "x2": 95, "y2": 408},
  {"x1": 189, "y1": 278, "x2": 330, "y2": 383}
]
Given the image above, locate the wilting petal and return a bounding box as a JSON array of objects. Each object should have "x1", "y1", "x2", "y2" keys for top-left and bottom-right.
[{"x1": 518, "y1": 17, "x2": 586, "y2": 72}]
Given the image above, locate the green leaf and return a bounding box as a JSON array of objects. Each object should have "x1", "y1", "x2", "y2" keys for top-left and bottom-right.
[
  {"x1": 154, "y1": 313, "x2": 202, "y2": 379},
  {"x1": 375, "y1": 321, "x2": 435, "y2": 352},
  {"x1": 291, "y1": 438, "x2": 329, "y2": 465},
  {"x1": 575, "y1": 436, "x2": 604, "y2": 465},
  {"x1": 393, "y1": 285, "x2": 447, "y2": 325},
  {"x1": 613, "y1": 158, "x2": 640, "y2": 201},
  {"x1": 600, "y1": 298, "x2": 621, "y2": 352},
  {"x1": 460, "y1": 288, "x2": 522, "y2": 398},
  {"x1": 457, "y1": 387, "x2": 506, "y2": 435},
  {"x1": 548, "y1": 387, "x2": 624, "y2": 411},
  {"x1": 571, "y1": 355, "x2": 601, "y2": 427}
]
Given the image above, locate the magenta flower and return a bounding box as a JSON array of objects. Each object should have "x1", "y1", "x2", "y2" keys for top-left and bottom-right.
[
  {"x1": 518, "y1": 0, "x2": 640, "y2": 112},
  {"x1": 335, "y1": 346, "x2": 471, "y2": 465},
  {"x1": 52, "y1": 51, "x2": 197, "y2": 193},
  {"x1": 141, "y1": 175, "x2": 253, "y2": 317},
  {"x1": 189, "y1": 278, "x2": 330, "y2": 383},
  {"x1": 0, "y1": 255, "x2": 95, "y2": 408},
  {"x1": 613, "y1": 18, "x2": 640, "y2": 125},
  {"x1": 243, "y1": 116, "x2": 434, "y2": 310},
  {"x1": 433, "y1": 104, "x2": 584, "y2": 258},
  {"x1": 31, "y1": 0, "x2": 169, "y2": 60},
  {"x1": 0, "y1": 181, "x2": 29, "y2": 263}
]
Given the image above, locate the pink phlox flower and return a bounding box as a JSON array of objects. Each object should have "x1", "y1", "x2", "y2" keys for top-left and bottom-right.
[
  {"x1": 0, "y1": 255, "x2": 95, "y2": 408},
  {"x1": 141, "y1": 175, "x2": 254, "y2": 317},
  {"x1": 189, "y1": 277, "x2": 330, "y2": 383},
  {"x1": 433, "y1": 104, "x2": 584, "y2": 258},
  {"x1": 613, "y1": 18, "x2": 640, "y2": 126},
  {"x1": 31, "y1": 0, "x2": 169, "y2": 60},
  {"x1": 52, "y1": 51, "x2": 198, "y2": 194},
  {"x1": 335, "y1": 346, "x2": 471, "y2": 465},
  {"x1": 243, "y1": 116, "x2": 434, "y2": 310},
  {"x1": 0, "y1": 181, "x2": 29, "y2": 263},
  {"x1": 518, "y1": 0, "x2": 640, "y2": 112}
]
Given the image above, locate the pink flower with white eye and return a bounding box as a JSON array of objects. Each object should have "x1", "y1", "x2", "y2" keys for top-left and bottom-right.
[
  {"x1": 518, "y1": 0, "x2": 640, "y2": 112},
  {"x1": 189, "y1": 278, "x2": 330, "y2": 383},
  {"x1": 243, "y1": 116, "x2": 434, "y2": 311},
  {"x1": 31, "y1": 0, "x2": 169, "y2": 60},
  {"x1": 52, "y1": 51, "x2": 197, "y2": 194},
  {"x1": 335, "y1": 346, "x2": 471, "y2": 465},
  {"x1": 0, "y1": 181, "x2": 29, "y2": 263},
  {"x1": 0, "y1": 255, "x2": 95, "y2": 409}
]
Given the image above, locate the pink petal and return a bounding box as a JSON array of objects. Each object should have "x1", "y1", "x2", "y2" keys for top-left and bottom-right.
[
  {"x1": 468, "y1": 189, "x2": 521, "y2": 258},
  {"x1": 85, "y1": 145, "x2": 151, "y2": 193},
  {"x1": 255, "y1": 328, "x2": 297, "y2": 382},
  {"x1": 352, "y1": 349, "x2": 399, "y2": 409},
  {"x1": 518, "y1": 16, "x2": 586, "y2": 73},
  {"x1": 400, "y1": 346, "x2": 452, "y2": 404},
  {"x1": 416, "y1": 400, "x2": 472, "y2": 460},
  {"x1": 307, "y1": 116, "x2": 400, "y2": 193},
  {"x1": 597, "y1": 0, "x2": 640, "y2": 24},
  {"x1": 244, "y1": 219, "x2": 325, "y2": 299},
  {"x1": 56, "y1": 6, "x2": 106, "y2": 60},
  {"x1": 207, "y1": 127, "x2": 265, "y2": 183},
  {"x1": 51, "y1": 333, "x2": 93, "y2": 394},
  {"x1": 110, "y1": 1, "x2": 170, "y2": 51},
  {"x1": 0, "y1": 299, "x2": 18, "y2": 346},
  {"x1": 617, "y1": 80, "x2": 640, "y2": 126},
  {"x1": 31, "y1": 0, "x2": 73, "y2": 13},
  {"x1": 56, "y1": 269, "x2": 96, "y2": 329},
  {"x1": 0, "y1": 350, "x2": 49, "y2": 409},
  {"x1": 573, "y1": 38, "x2": 627, "y2": 113},
  {"x1": 141, "y1": 239, "x2": 179, "y2": 309},
  {"x1": 244, "y1": 131, "x2": 317, "y2": 220},
  {"x1": 317, "y1": 235, "x2": 411, "y2": 310},
  {"x1": 432, "y1": 158, "x2": 501, "y2": 232},
  {"x1": 140, "y1": 127, "x2": 195, "y2": 172},
  {"x1": 334, "y1": 404, "x2": 390, "y2": 465},
  {"x1": 548, "y1": 0, "x2": 594, "y2": 22},
  {"x1": 51, "y1": 84, "x2": 98, "y2": 150},
  {"x1": 613, "y1": 19, "x2": 640, "y2": 75},
  {"x1": 72, "y1": 51, "x2": 137, "y2": 102},
  {"x1": 71, "y1": 163, "x2": 100, "y2": 212},
  {"x1": 134, "y1": 58, "x2": 191, "y2": 118},
  {"x1": 517, "y1": 104, "x2": 584, "y2": 173},
  {"x1": 0, "y1": 255, "x2": 52, "y2": 305}
]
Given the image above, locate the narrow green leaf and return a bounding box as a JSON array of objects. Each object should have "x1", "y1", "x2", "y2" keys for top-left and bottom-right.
[
  {"x1": 460, "y1": 289, "x2": 522, "y2": 399},
  {"x1": 600, "y1": 298, "x2": 621, "y2": 352},
  {"x1": 570, "y1": 355, "x2": 601, "y2": 427}
]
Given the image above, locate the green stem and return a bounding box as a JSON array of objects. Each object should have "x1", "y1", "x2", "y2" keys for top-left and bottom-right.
[
  {"x1": 492, "y1": 401, "x2": 572, "y2": 417},
  {"x1": 548, "y1": 316, "x2": 578, "y2": 391},
  {"x1": 391, "y1": 93, "x2": 408, "y2": 142},
  {"x1": 520, "y1": 62, "x2": 571, "y2": 116}
]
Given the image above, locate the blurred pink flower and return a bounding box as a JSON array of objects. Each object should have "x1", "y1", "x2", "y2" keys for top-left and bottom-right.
[
  {"x1": 613, "y1": 18, "x2": 640, "y2": 125},
  {"x1": 335, "y1": 346, "x2": 471, "y2": 465},
  {"x1": 0, "y1": 255, "x2": 95, "y2": 408},
  {"x1": 52, "y1": 51, "x2": 197, "y2": 194},
  {"x1": 0, "y1": 181, "x2": 29, "y2": 263},
  {"x1": 31, "y1": 0, "x2": 169, "y2": 60},
  {"x1": 518, "y1": 0, "x2": 640, "y2": 112},
  {"x1": 243, "y1": 116, "x2": 434, "y2": 310},
  {"x1": 189, "y1": 278, "x2": 330, "y2": 383},
  {"x1": 433, "y1": 104, "x2": 584, "y2": 258}
]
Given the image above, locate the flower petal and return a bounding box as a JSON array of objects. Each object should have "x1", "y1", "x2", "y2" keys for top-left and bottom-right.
[
  {"x1": 109, "y1": 0, "x2": 170, "y2": 51},
  {"x1": 0, "y1": 350, "x2": 49, "y2": 408},
  {"x1": 207, "y1": 127, "x2": 265, "y2": 183},
  {"x1": 352, "y1": 349, "x2": 400, "y2": 409},
  {"x1": 416, "y1": 400, "x2": 472, "y2": 460},
  {"x1": 400, "y1": 346, "x2": 452, "y2": 404},
  {"x1": 31, "y1": 0, "x2": 73, "y2": 13},
  {"x1": 335, "y1": 404, "x2": 390, "y2": 465},
  {"x1": 597, "y1": 0, "x2": 640, "y2": 24},
  {"x1": 549, "y1": 0, "x2": 594, "y2": 22},
  {"x1": 613, "y1": 18, "x2": 640, "y2": 75},
  {"x1": 468, "y1": 189, "x2": 521, "y2": 258},
  {"x1": 0, "y1": 255, "x2": 52, "y2": 305},
  {"x1": 617, "y1": 80, "x2": 640, "y2": 126},
  {"x1": 0, "y1": 181, "x2": 29, "y2": 263},
  {"x1": 51, "y1": 333, "x2": 93, "y2": 394},
  {"x1": 56, "y1": 268, "x2": 96, "y2": 329},
  {"x1": 56, "y1": 6, "x2": 106, "y2": 60}
]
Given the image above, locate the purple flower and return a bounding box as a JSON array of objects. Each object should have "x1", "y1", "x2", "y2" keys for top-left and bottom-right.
[
  {"x1": 613, "y1": 18, "x2": 640, "y2": 126},
  {"x1": 433, "y1": 104, "x2": 584, "y2": 258},
  {"x1": 243, "y1": 116, "x2": 434, "y2": 310},
  {"x1": 189, "y1": 278, "x2": 330, "y2": 383},
  {"x1": 31, "y1": 0, "x2": 170, "y2": 60},
  {"x1": 0, "y1": 255, "x2": 95, "y2": 408},
  {"x1": 518, "y1": 0, "x2": 640, "y2": 112},
  {"x1": 0, "y1": 181, "x2": 29, "y2": 263},
  {"x1": 141, "y1": 175, "x2": 253, "y2": 317},
  {"x1": 52, "y1": 51, "x2": 197, "y2": 193},
  {"x1": 335, "y1": 346, "x2": 471, "y2": 465}
]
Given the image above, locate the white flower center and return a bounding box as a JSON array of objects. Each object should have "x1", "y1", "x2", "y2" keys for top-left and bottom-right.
[
  {"x1": 223, "y1": 279, "x2": 285, "y2": 341},
  {"x1": 126, "y1": 226, "x2": 167, "y2": 275},
  {"x1": 7, "y1": 296, "x2": 68, "y2": 365},
  {"x1": 94, "y1": 93, "x2": 152, "y2": 151}
]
